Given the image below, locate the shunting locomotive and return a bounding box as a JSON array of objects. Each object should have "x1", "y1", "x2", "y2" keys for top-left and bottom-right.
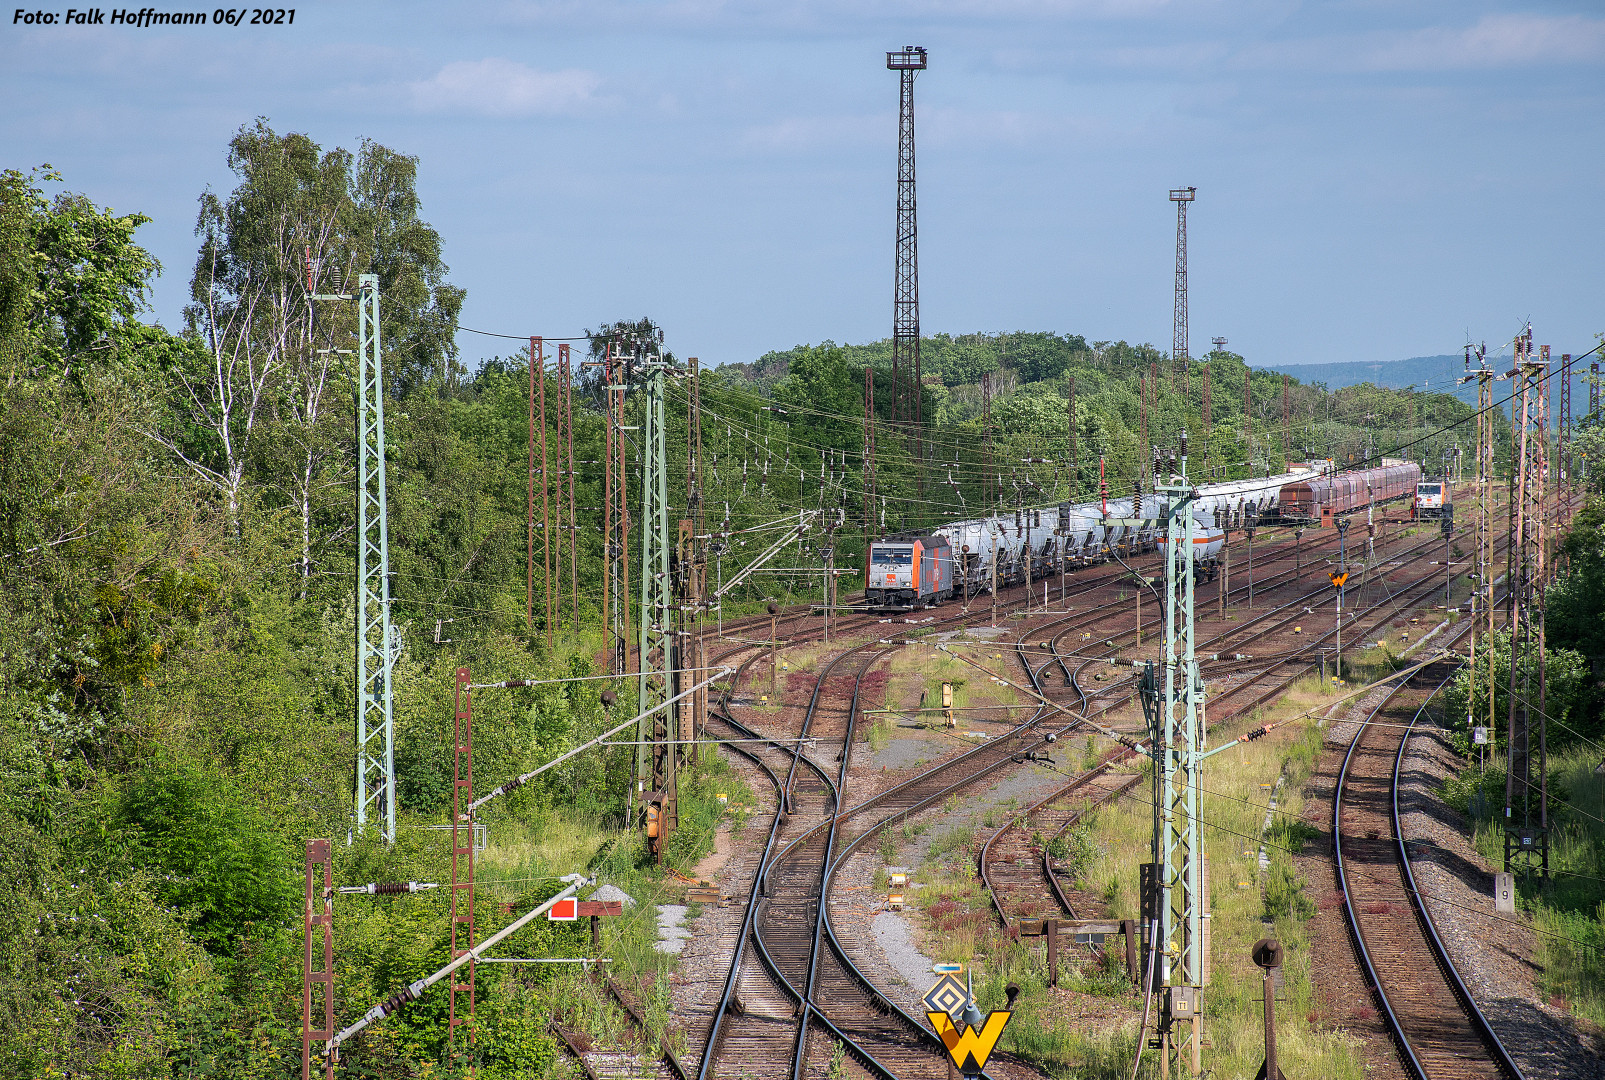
[
  {"x1": 1414, "y1": 478, "x2": 1449, "y2": 519},
  {"x1": 864, "y1": 534, "x2": 954, "y2": 609}
]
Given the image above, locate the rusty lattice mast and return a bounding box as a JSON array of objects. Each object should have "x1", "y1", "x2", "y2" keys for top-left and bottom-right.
[
  {"x1": 1170, "y1": 187, "x2": 1196, "y2": 402},
  {"x1": 888, "y1": 44, "x2": 927, "y2": 461}
]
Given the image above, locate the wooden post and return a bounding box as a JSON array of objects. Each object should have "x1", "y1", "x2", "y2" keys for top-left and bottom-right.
[
  {"x1": 1045, "y1": 917, "x2": 1058, "y2": 988},
  {"x1": 577, "y1": 900, "x2": 624, "y2": 950},
  {"x1": 302, "y1": 839, "x2": 333, "y2": 1080}
]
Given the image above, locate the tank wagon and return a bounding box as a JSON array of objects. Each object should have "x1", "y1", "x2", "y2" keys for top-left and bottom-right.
[
  {"x1": 1156, "y1": 509, "x2": 1228, "y2": 578},
  {"x1": 862, "y1": 465, "x2": 1323, "y2": 611},
  {"x1": 1277, "y1": 461, "x2": 1421, "y2": 524}
]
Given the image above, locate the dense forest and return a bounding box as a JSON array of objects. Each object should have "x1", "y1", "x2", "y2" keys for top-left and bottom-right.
[{"x1": 1, "y1": 121, "x2": 1595, "y2": 1078}]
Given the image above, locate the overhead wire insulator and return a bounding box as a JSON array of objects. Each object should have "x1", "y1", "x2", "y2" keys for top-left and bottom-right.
[{"x1": 340, "y1": 881, "x2": 442, "y2": 895}]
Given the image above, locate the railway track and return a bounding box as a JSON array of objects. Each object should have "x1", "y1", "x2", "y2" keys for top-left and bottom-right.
[
  {"x1": 973, "y1": 509, "x2": 1508, "y2": 972},
  {"x1": 682, "y1": 485, "x2": 1506, "y2": 1080},
  {"x1": 692, "y1": 602, "x2": 1091, "y2": 1079},
  {"x1": 1334, "y1": 645, "x2": 1523, "y2": 1080}
]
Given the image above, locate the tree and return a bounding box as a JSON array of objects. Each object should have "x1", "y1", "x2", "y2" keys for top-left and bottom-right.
[
  {"x1": 0, "y1": 166, "x2": 161, "y2": 384},
  {"x1": 163, "y1": 120, "x2": 464, "y2": 561}
]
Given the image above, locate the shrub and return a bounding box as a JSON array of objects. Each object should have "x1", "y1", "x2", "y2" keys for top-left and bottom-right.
[
  {"x1": 117, "y1": 756, "x2": 298, "y2": 950},
  {"x1": 1263, "y1": 862, "x2": 1315, "y2": 920},
  {"x1": 1267, "y1": 813, "x2": 1320, "y2": 854}
]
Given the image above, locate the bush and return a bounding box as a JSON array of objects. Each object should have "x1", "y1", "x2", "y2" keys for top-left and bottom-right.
[
  {"x1": 1267, "y1": 813, "x2": 1320, "y2": 854},
  {"x1": 1264, "y1": 862, "x2": 1315, "y2": 920},
  {"x1": 1045, "y1": 824, "x2": 1098, "y2": 884},
  {"x1": 118, "y1": 756, "x2": 298, "y2": 950}
]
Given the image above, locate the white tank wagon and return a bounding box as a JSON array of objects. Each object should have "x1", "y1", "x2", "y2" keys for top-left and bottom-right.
[
  {"x1": 1188, "y1": 467, "x2": 1320, "y2": 529},
  {"x1": 931, "y1": 469, "x2": 1313, "y2": 588},
  {"x1": 863, "y1": 466, "x2": 1320, "y2": 608},
  {"x1": 1155, "y1": 507, "x2": 1228, "y2": 580}
]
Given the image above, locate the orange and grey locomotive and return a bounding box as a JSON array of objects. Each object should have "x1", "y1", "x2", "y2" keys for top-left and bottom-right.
[{"x1": 864, "y1": 534, "x2": 954, "y2": 609}]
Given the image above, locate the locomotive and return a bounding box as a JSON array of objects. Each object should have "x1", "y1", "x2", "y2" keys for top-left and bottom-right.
[
  {"x1": 1413, "y1": 478, "x2": 1449, "y2": 519},
  {"x1": 863, "y1": 534, "x2": 954, "y2": 608}
]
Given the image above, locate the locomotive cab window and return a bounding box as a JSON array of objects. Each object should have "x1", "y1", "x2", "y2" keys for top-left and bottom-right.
[
  {"x1": 1418, "y1": 484, "x2": 1441, "y2": 495},
  {"x1": 871, "y1": 548, "x2": 913, "y2": 565}
]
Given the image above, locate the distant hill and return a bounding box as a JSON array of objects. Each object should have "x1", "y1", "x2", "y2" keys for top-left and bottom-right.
[{"x1": 1259, "y1": 354, "x2": 1509, "y2": 407}]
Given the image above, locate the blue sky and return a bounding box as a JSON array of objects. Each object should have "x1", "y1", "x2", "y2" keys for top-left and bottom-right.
[{"x1": 4, "y1": 1, "x2": 1601, "y2": 371}]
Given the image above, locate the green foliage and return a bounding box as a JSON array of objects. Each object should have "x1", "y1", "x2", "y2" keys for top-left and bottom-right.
[
  {"x1": 1263, "y1": 861, "x2": 1315, "y2": 920},
  {"x1": 662, "y1": 745, "x2": 751, "y2": 873},
  {"x1": 1443, "y1": 628, "x2": 1590, "y2": 754},
  {"x1": 1045, "y1": 824, "x2": 1098, "y2": 884},
  {"x1": 118, "y1": 757, "x2": 300, "y2": 950},
  {"x1": 0, "y1": 165, "x2": 161, "y2": 377},
  {"x1": 1440, "y1": 762, "x2": 1506, "y2": 821},
  {"x1": 1266, "y1": 813, "x2": 1320, "y2": 855}
]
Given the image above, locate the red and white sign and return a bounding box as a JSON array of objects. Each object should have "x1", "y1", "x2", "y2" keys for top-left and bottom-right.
[{"x1": 548, "y1": 898, "x2": 578, "y2": 921}]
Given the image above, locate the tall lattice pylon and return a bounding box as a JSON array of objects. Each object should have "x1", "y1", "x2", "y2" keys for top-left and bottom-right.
[
  {"x1": 1130, "y1": 438, "x2": 1209, "y2": 1077},
  {"x1": 888, "y1": 45, "x2": 927, "y2": 436},
  {"x1": 1505, "y1": 328, "x2": 1549, "y2": 879},
  {"x1": 353, "y1": 273, "x2": 397, "y2": 843},
  {"x1": 1462, "y1": 344, "x2": 1496, "y2": 757},
  {"x1": 636, "y1": 335, "x2": 679, "y2": 843},
  {"x1": 1170, "y1": 187, "x2": 1196, "y2": 400}
]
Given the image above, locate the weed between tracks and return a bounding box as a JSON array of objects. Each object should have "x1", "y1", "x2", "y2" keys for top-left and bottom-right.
[{"x1": 898, "y1": 678, "x2": 1365, "y2": 1079}]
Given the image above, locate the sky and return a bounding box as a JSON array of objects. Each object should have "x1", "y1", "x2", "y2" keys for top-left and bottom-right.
[{"x1": 4, "y1": 1, "x2": 1602, "y2": 372}]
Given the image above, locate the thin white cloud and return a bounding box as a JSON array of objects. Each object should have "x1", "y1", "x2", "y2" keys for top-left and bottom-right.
[
  {"x1": 408, "y1": 58, "x2": 601, "y2": 117},
  {"x1": 740, "y1": 113, "x2": 883, "y2": 152},
  {"x1": 498, "y1": 0, "x2": 1176, "y2": 31},
  {"x1": 1361, "y1": 13, "x2": 1605, "y2": 71},
  {"x1": 1234, "y1": 13, "x2": 1605, "y2": 75}
]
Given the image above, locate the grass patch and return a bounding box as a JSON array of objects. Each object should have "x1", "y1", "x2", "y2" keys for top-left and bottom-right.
[
  {"x1": 1453, "y1": 744, "x2": 1605, "y2": 1025},
  {"x1": 1050, "y1": 714, "x2": 1366, "y2": 1079},
  {"x1": 663, "y1": 742, "x2": 754, "y2": 874}
]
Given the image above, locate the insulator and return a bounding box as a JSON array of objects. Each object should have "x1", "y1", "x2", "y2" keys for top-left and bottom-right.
[{"x1": 341, "y1": 881, "x2": 440, "y2": 895}]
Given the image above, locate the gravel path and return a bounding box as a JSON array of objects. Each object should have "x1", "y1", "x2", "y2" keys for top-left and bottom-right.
[
  {"x1": 871, "y1": 910, "x2": 935, "y2": 994},
  {"x1": 1398, "y1": 720, "x2": 1605, "y2": 1079}
]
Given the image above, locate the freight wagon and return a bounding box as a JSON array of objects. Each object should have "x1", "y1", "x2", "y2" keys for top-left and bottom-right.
[
  {"x1": 1276, "y1": 461, "x2": 1421, "y2": 524},
  {"x1": 860, "y1": 467, "x2": 1330, "y2": 611}
]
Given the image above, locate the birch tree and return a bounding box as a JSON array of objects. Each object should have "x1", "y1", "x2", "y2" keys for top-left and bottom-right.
[{"x1": 163, "y1": 121, "x2": 464, "y2": 580}]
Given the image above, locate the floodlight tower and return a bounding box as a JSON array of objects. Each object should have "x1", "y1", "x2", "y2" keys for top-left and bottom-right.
[
  {"x1": 888, "y1": 45, "x2": 927, "y2": 438},
  {"x1": 1170, "y1": 187, "x2": 1196, "y2": 400}
]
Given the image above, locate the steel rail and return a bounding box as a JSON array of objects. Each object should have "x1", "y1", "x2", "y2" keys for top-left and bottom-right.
[
  {"x1": 1334, "y1": 615, "x2": 1521, "y2": 1080},
  {"x1": 979, "y1": 621, "x2": 1104, "y2": 926},
  {"x1": 1393, "y1": 694, "x2": 1525, "y2": 1080},
  {"x1": 791, "y1": 643, "x2": 898, "y2": 1080}
]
